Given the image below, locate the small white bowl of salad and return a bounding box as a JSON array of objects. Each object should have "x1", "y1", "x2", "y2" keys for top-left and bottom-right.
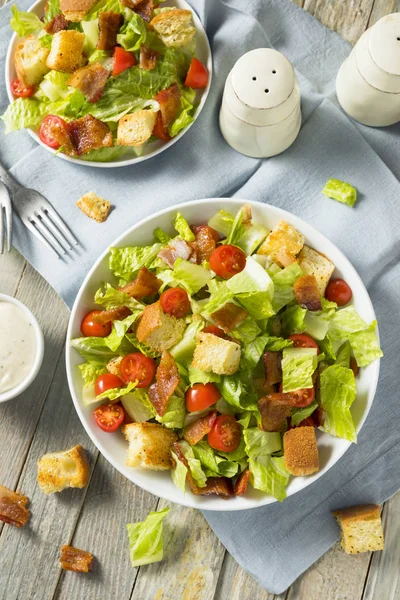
[
  {"x1": 66, "y1": 198, "x2": 382, "y2": 510},
  {"x1": 3, "y1": 0, "x2": 212, "y2": 167}
]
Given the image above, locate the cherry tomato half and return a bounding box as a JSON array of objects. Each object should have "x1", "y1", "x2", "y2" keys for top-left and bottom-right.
[
  {"x1": 325, "y1": 278, "x2": 352, "y2": 306},
  {"x1": 160, "y1": 287, "x2": 190, "y2": 318},
  {"x1": 184, "y1": 57, "x2": 209, "y2": 89},
  {"x1": 81, "y1": 310, "x2": 112, "y2": 337},
  {"x1": 94, "y1": 402, "x2": 125, "y2": 432},
  {"x1": 152, "y1": 112, "x2": 171, "y2": 141},
  {"x1": 191, "y1": 224, "x2": 220, "y2": 243},
  {"x1": 39, "y1": 115, "x2": 69, "y2": 150},
  {"x1": 94, "y1": 373, "x2": 124, "y2": 397},
  {"x1": 289, "y1": 333, "x2": 320, "y2": 352},
  {"x1": 185, "y1": 382, "x2": 221, "y2": 412},
  {"x1": 11, "y1": 78, "x2": 35, "y2": 98},
  {"x1": 288, "y1": 386, "x2": 315, "y2": 408},
  {"x1": 203, "y1": 325, "x2": 226, "y2": 338},
  {"x1": 208, "y1": 415, "x2": 241, "y2": 453},
  {"x1": 120, "y1": 353, "x2": 156, "y2": 387},
  {"x1": 112, "y1": 46, "x2": 136, "y2": 77},
  {"x1": 209, "y1": 245, "x2": 246, "y2": 279}
]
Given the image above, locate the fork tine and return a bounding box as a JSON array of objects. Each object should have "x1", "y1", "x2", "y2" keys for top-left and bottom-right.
[
  {"x1": 39, "y1": 209, "x2": 72, "y2": 251},
  {"x1": 4, "y1": 198, "x2": 12, "y2": 252},
  {"x1": 35, "y1": 214, "x2": 68, "y2": 256},
  {"x1": 0, "y1": 205, "x2": 4, "y2": 254},
  {"x1": 42, "y1": 206, "x2": 80, "y2": 247},
  {"x1": 25, "y1": 218, "x2": 61, "y2": 259}
]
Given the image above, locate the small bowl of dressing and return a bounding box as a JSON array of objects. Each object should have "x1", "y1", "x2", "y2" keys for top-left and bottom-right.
[{"x1": 0, "y1": 294, "x2": 44, "y2": 403}]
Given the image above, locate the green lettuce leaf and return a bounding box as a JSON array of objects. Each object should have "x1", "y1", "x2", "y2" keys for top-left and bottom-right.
[
  {"x1": 335, "y1": 341, "x2": 351, "y2": 368},
  {"x1": 188, "y1": 367, "x2": 220, "y2": 385},
  {"x1": 125, "y1": 333, "x2": 161, "y2": 358},
  {"x1": 126, "y1": 507, "x2": 170, "y2": 567},
  {"x1": 272, "y1": 263, "x2": 303, "y2": 312},
  {"x1": 2, "y1": 98, "x2": 47, "y2": 134},
  {"x1": 71, "y1": 336, "x2": 119, "y2": 361},
  {"x1": 94, "y1": 283, "x2": 145, "y2": 311},
  {"x1": 263, "y1": 335, "x2": 293, "y2": 351},
  {"x1": 244, "y1": 428, "x2": 282, "y2": 459},
  {"x1": 78, "y1": 361, "x2": 107, "y2": 387},
  {"x1": 153, "y1": 227, "x2": 172, "y2": 244},
  {"x1": 281, "y1": 305, "x2": 307, "y2": 337},
  {"x1": 320, "y1": 364, "x2": 357, "y2": 442},
  {"x1": 171, "y1": 450, "x2": 187, "y2": 493},
  {"x1": 291, "y1": 400, "x2": 318, "y2": 426},
  {"x1": 179, "y1": 441, "x2": 207, "y2": 487},
  {"x1": 192, "y1": 441, "x2": 220, "y2": 476},
  {"x1": 39, "y1": 71, "x2": 70, "y2": 102},
  {"x1": 236, "y1": 291, "x2": 275, "y2": 320},
  {"x1": 169, "y1": 87, "x2": 196, "y2": 138},
  {"x1": 44, "y1": 0, "x2": 60, "y2": 21},
  {"x1": 226, "y1": 257, "x2": 274, "y2": 296},
  {"x1": 328, "y1": 307, "x2": 383, "y2": 366},
  {"x1": 218, "y1": 375, "x2": 258, "y2": 412},
  {"x1": 155, "y1": 395, "x2": 186, "y2": 429},
  {"x1": 224, "y1": 205, "x2": 247, "y2": 246},
  {"x1": 202, "y1": 283, "x2": 233, "y2": 317},
  {"x1": 10, "y1": 5, "x2": 44, "y2": 35},
  {"x1": 109, "y1": 244, "x2": 161, "y2": 281},
  {"x1": 322, "y1": 178, "x2": 357, "y2": 207},
  {"x1": 237, "y1": 223, "x2": 269, "y2": 256},
  {"x1": 319, "y1": 334, "x2": 336, "y2": 362},
  {"x1": 174, "y1": 212, "x2": 195, "y2": 241},
  {"x1": 170, "y1": 318, "x2": 203, "y2": 366},
  {"x1": 173, "y1": 258, "x2": 212, "y2": 294},
  {"x1": 248, "y1": 456, "x2": 289, "y2": 501},
  {"x1": 86, "y1": 0, "x2": 123, "y2": 19},
  {"x1": 104, "y1": 313, "x2": 140, "y2": 352},
  {"x1": 207, "y1": 210, "x2": 234, "y2": 238},
  {"x1": 96, "y1": 380, "x2": 137, "y2": 401},
  {"x1": 282, "y1": 347, "x2": 318, "y2": 392},
  {"x1": 122, "y1": 389, "x2": 156, "y2": 422},
  {"x1": 231, "y1": 317, "x2": 261, "y2": 343}
]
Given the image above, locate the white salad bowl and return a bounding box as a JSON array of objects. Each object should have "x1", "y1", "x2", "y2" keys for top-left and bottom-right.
[
  {"x1": 5, "y1": 0, "x2": 212, "y2": 168},
  {"x1": 66, "y1": 199, "x2": 380, "y2": 510}
]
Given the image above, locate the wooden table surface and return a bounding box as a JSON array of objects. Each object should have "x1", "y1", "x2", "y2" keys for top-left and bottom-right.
[{"x1": 1, "y1": 1, "x2": 399, "y2": 599}]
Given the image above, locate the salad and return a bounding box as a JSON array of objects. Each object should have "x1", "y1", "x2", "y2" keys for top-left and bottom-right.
[
  {"x1": 2, "y1": 0, "x2": 209, "y2": 161},
  {"x1": 71, "y1": 205, "x2": 383, "y2": 501}
]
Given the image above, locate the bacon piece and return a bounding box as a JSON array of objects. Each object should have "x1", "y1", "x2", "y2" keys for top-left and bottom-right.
[
  {"x1": 154, "y1": 83, "x2": 181, "y2": 136},
  {"x1": 44, "y1": 13, "x2": 70, "y2": 33},
  {"x1": 211, "y1": 303, "x2": 248, "y2": 333},
  {"x1": 92, "y1": 306, "x2": 131, "y2": 324},
  {"x1": 68, "y1": 63, "x2": 109, "y2": 103},
  {"x1": 60, "y1": 545, "x2": 93, "y2": 572},
  {"x1": 69, "y1": 115, "x2": 113, "y2": 155},
  {"x1": 149, "y1": 351, "x2": 180, "y2": 416},
  {"x1": 97, "y1": 11, "x2": 123, "y2": 50},
  {"x1": 234, "y1": 468, "x2": 251, "y2": 496},
  {"x1": 119, "y1": 267, "x2": 161, "y2": 299},
  {"x1": 0, "y1": 485, "x2": 29, "y2": 527},
  {"x1": 258, "y1": 394, "x2": 292, "y2": 432},
  {"x1": 263, "y1": 351, "x2": 282, "y2": 386},
  {"x1": 183, "y1": 411, "x2": 217, "y2": 446},
  {"x1": 293, "y1": 274, "x2": 322, "y2": 312},
  {"x1": 133, "y1": 0, "x2": 154, "y2": 22},
  {"x1": 140, "y1": 45, "x2": 158, "y2": 70},
  {"x1": 192, "y1": 226, "x2": 217, "y2": 263},
  {"x1": 350, "y1": 357, "x2": 360, "y2": 378},
  {"x1": 158, "y1": 238, "x2": 194, "y2": 268}
]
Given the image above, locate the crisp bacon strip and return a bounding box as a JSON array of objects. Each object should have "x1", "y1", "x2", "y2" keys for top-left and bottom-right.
[
  {"x1": 68, "y1": 63, "x2": 109, "y2": 104},
  {"x1": 119, "y1": 267, "x2": 161, "y2": 299},
  {"x1": 158, "y1": 238, "x2": 195, "y2": 268},
  {"x1": 140, "y1": 45, "x2": 158, "y2": 70},
  {"x1": 0, "y1": 485, "x2": 29, "y2": 527},
  {"x1": 155, "y1": 83, "x2": 181, "y2": 135},
  {"x1": 192, "y1": 226, "x2": 216, "y2": 263},
  {"x1": 258, "y1": 394, "x2": 292, "y2": 432},
  {"x1": 97, "y1": 11, "x2": 123, "y2": 50},
  {"x1": 211, "y1": 303, "x2": 248, "y2": 333},
  {"x1": 92, "y1": 306, "x2": 131, "y2": 324},
  {"x1": 183, "y1": 411, "x2": 217, "y2": 446},
  {"x1": 234, "y1": 468, "x2": 250, "y2": 496},
  {"x1": 149, "y1": 351, "x2": 180, "y2": 416},
  {"x1": 44, "y1": 13, "x2": 70, "y2": 33},
  {"x1": 60, "y1": 545, "x2": 93, "y2": 572},
  {"x1": 69, "y1": 115, "x2": 113, "y2": 155},
  {"x1": 294, "y1": 275, "x2": 322, "y2": 312},
  {"x1": 134, "y1": 0, "x2": 154, "y2": 22},
  {"x1": 263, "y1": 351, "x2": 282, "y2": 386}
]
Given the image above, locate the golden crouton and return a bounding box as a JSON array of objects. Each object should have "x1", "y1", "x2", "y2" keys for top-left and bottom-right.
[
  {"x1": 136, "y1": 301, "x2": 186, "y2": 352},
  {"x1": 332, "y1": 504, "x2": 384, "y2": 554},
  {"x1": 117, "y1": 110, "x2": 157, "y2": 147},
  {"x1": 150, "y1": 9, "x2": 196, "y2": 48},
  {"x1": 298, "y1": 245, "x2": 335, "y2": 296},
  {"x1": 76, "y1": 192, "x2": 111, "y2": 223},
  {"x1": 46, "y1": 30, "x2": 85, "y2": 73},
  {"x1": 37, "y1": 445, "x2": 90, "y2": 494},
  {"x1": 122, "y1": 422, "x2": 178, "y2": 470},
  {"x1": 257, "y1": 220, "x2": 305, "y2": 266},
  {"x1": 283, "y1": 426, "x2": 319, "y2": 476},
  {"x1": 191, "y1": 332, "x2": 241, "y2": 375},
  {"x1": 106, "y1": 356, "x2": 123, "y2": 376},
  {"x1": 14, "y1": 36, "x2": 50, "y2": 87},
  {"x1": 60, "y1": 0, "x2": 97, "y2": 21}
]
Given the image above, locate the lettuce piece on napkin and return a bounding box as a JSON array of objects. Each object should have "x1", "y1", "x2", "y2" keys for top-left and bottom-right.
[
  {"x1": 10, "y1": 5, "x2": 44, "y2": 35},
  {"x1": 322, "y1": 178, "x2": 357, "y2": 207},
  {"x1": 281, "y1": 347, "x2": 318, "y2": 392},
  {"x1": 320, "y1": 364, "x2": 357, "y2": 442},
  {"x1": 126, "y1": 507, "x2": 170, "y2": 567}
]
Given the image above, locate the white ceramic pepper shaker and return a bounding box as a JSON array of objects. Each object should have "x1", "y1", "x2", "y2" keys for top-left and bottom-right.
[
  {"x1": 219, "y1": 48, "x2": 302, "y2": 158},
  {"x1": 336, "y1": 13, "x2": 400, "y2": 127}
]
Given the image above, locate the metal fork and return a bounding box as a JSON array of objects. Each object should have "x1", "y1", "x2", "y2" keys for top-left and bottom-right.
[
  {"x1": 0, "y1": 162, "x2": 80, "y2": 259},
  {"x1": 0, "y1": 180, "x2": 12, "y2": 254}
]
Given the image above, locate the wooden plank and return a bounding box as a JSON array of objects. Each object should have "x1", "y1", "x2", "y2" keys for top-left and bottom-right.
[
  {"x1": 0, "y1": 249, "x2": 26, "y2": 298},
  {"x1": 54, "y1": 456, "x2": 157, "y2": 600},
  {"x1": 214, "y1": 551, "x2": 281, "y2": 600},
  {"x1": 131, "y1": 500, "x2": 226, "y2": 600},
  {"x1": 302, "y1": 0, "x2": 375, "y2": 44},
  {"x1": 368, "y1": 0, "x2": 400, "y2": 25}
]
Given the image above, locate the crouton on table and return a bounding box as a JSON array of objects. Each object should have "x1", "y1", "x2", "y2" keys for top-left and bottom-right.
[
  {"x1": 332, "y1": 504, "x2": 384, "y2": 554},
  {"x1": 46, "y1": 30, "x2": 85, "y2": 73},
  {"x1": 14, "y1": 36, "x2": 49, "y2": 87},
  {"x1": 284, "y1": 426, "x2": 319, "y2": 476},
  {"x1": 136, "y1": 300, "x2": 185, "y2": 352},
  {"x1": 37, "y1": 444, "x2": 90, "y2": 494},
  {"x1": 76, "y1": 192, "x2": 111, "y2": 223},
  {"x1": 257, "y1": 220, "x2": 305, "y2": 266},
  {"x1": 298, "y1": 245, "x2": 335, "y2": 296},
  {"x1": 122, "y1": 422, "x2": 178, "y2": 470},
  {"x1": 191, "y1": 332, "x2": 241, "y2": 375},
  {"x1": 150, "y1": 9, "x2": 196, "y2": 48},
  {"x1": 117, "y1": 110, "x2": 157, "y2": 147}
]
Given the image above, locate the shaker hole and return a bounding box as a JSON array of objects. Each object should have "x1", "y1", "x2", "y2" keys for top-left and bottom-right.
[
  {"x1": 252, "y1": 76, "x2": 257, "y2": 81},
  {"x1": 264, "y1": 89, "x2": 269, "y2": 93},
  {"x1": 272, "y1": 70, "x2": 276, "y2": 74}
]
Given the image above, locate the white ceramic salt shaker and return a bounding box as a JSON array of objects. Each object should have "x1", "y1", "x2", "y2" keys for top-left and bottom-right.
[
  {"x1": 336, "y1": 13, "x2": 400, "y2": 127},
  {"x1": 219, "y1": 48, "x2": 302, "y2": 158}
]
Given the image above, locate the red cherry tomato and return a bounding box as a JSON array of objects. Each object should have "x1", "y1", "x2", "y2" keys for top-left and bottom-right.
[
  {"x1": 325, "y1": 278, "x2": 353, "y2": 306},
  {"x1": 152, "y1": 112, "x2": 171, "y2": 141},
  {"x1": 203, "y1": 325, "x2": 226, "y2": 338},
  {"x1": 209, "y1": 245, "x2": 246, "y2": 279},
  {"x1": 94, "y1": 373, "x2": 124, "y2": 397},
  {"x1": 185, "y1": 382, "x2": 221, "y2": 412},
  {"x1": 160, "y1": 287, "x2": 190, "y2": 318},
  {"x1": 11, "y1": 78, "x2": 35, "y2": 98},
  {"x1": 208, "y1": 415, "x2": 241, "y2": 453},
  {"x1": 289, "y1": 333, "x2": 320, "y2": 353},
  {"x1": 81, "y1": 310, "x2": 112, "y2": 337},
  {"x1": 184, "y1": 57, "x2": 209, "y2": 89},
  {"x1": 120, "y1": 352, "x2": 156, "y2": 387},
  {"x1": 112, "y1": 46, "x2": 136, "y2": 76},
  {"x1": 191, "y1": 224, "x2": 219, "y2": 243},
  {"x1": 39, "y1": 115, "x2": 69, "y2": 149},
  {"x1": 288, "y1": 386, "x2": 316, "y2": 408},
  {"x1": 94, "y1": 402, "x2": 125, "y2": 432}
]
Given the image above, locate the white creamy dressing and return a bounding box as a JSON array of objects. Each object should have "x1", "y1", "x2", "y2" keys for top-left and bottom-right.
[{"x1": 0, "y1": 301, "x2": 37, "y2": 393}]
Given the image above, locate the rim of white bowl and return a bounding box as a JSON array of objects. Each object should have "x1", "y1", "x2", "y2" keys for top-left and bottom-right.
[
  {"x1": 0, "y1": 293, "x2": 44, "y2": 403},
  {"x1": 5, "y1": 0, "x2": 213, "y2": 169}
]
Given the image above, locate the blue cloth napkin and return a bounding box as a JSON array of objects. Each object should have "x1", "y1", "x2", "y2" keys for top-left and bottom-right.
[{"x1": 1, "y1": 0, "x2": 400, "y2": 593}]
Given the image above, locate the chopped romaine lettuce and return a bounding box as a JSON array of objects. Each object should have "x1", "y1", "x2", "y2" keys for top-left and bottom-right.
[
  {"x1": 272, "y1": 263, "x2": 303, "y2": 312},
  {"x1": 104, "y1": 313, "x2": 140, "y2": 352},
  {"x1": 39, "y1": 72, "x2": 70, "y2": 102},
  {"x1": 263, "y1": 336, "x2": 293, "y2": 351},
  {"x1": 320, "y1": 364, "x2": 357, "y2": 442},
  {"x1": 224, "y1": 205, "x2": 247, "y2": 245},
  {"x1": 207, "y1": 210, "x2": 234, "y2": 238},
  {"x1": 236, "y1": 291, "x2": 275, "y2": 320},
  {"x1": 322, "y1": 178, "x2": 357, "y2": 207},
  {"x1": 82, "y1": 19, "x2": 100, "y2": 50},
  {"x1": 218, "y1": 375, "x2": 258, "y2": 412},
  {"x1": 188, "y1": 367, "x2": 220, "y2": 385},
  {"x1": 2, "y1": 98, "x2": 47, "y2": 134},
  {"x1": 244, "y1": 428, "x2": 282, "y2": 459},
  {"x1": 174, "y1": 212, "x2": 195, "y2": 242},
  {"x1": 282, "y1": 347, "x2": 318, "y2": 392},
  {"x1": 78, "y1": 361, "x2": 107, "y2": 387},
  {"x1": 281, "y1": 305, "x2": 306, "y2": 337},
  {"x1": 44, "y1": 0, "x2": 60, "y2": 22},
  {"x1": 227, "y1": 257, "x2": 274, "y2": 296},
  {"x1": 231, "y1": 317, "x2": 261, "y2": 343},
  {"x1": 335, "y1": 342, "x2": 351, "y2": 368},
  {"x1": 291, "y1": 400, "x2": 318, "y2": 426},
  {"x1": 171, "y1": 450, "x2": 187, "y2": 493},
  {"x1": 126, "y1": 507, "x2": 170, "y2": 567},
  {"x1": 172, "y1": 258, "x2": 212, "y2": 295},
  {"x1": 170, "y1": 318, "x2": 203, "y2": 366},
  {"x1": 328, "y1": 307, "x2": 383, "y2": 366},
  {"x1": 125, "y1": 333, "x2": 160, "y2": 358},
  {"x1": 248, "y1": 456, "x2": 289, "y2": 501},
  {"x1": 303, "y1": 311, "x2": 329, "y2": 341},
  {"x1": 237, "y1": 223, "x2": 269, "y2": 256},
  {"x1": 109, "y1": 244, "x2": 161, "y2": 281},
  {"x1": 96, "y1": 380, "x2": 137, "y2": 401},
  {"x1": 319, "y1": 334, "x2": 336, "y2": 362},
  {"x1": 10, "y1": 5, "x2": 44, "y2": 35},
  {"x1": 122, "y1": 389, "x2": 156, "y2": 422},
  {"x1": 153, "y1": 227, "x2": 172, "y2": 244},
  {"x1": 71, "y1": 336, "x2": 119, "y2": 361},
  {"x1": 178, "y1": 441, "x2": 207, "y2": 487},
  {"x1": 169, "y1": 87, "x2": 196, "y2": 138},
  {"x1": 94, "y1": 282, "x2": 144, "y2": 311},
  {"x1": 155, "y1": 395, "x2": 186, "y2": 429}
]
